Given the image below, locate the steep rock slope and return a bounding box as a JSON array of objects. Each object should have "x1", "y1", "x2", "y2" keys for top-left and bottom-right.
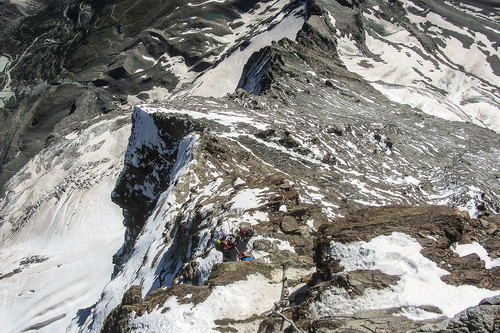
[
  {"x1": 90, "y1": 96, "x2": 499, "y2": 332},
  {"x1": 90, "y1": 0, "x2": 499, "y2": 330},
  {"x1": 329, "y1": 0, "x2": 500, "y2": 132},
  {"x1": 0, "y1": 0, "x2": 303, "y2": 188}
]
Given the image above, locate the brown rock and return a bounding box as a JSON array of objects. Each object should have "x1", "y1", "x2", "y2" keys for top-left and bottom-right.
[
  {"x1": 121, "y1": 285, "x2": 142, "y2": 306},
  {"x1": 331, "y1": 269, "x2": 400, "y2": 296},
  {"x1": 288, "y1": 206, "x2": 309, "y2": 217},
  {"x1": 450, "y1": 253, "x2": 485, "y2": 270},
  {"x1": 442, "y1": 267, "x2": 500, "y2": 290},
  {"x1": 483, "y1": 239, "x2": 500, "y2": 259},
  {"x1": 314, "y1": 205, "x2": 467, "y2": 280},
  {"x1": 209, "y1": 261, "x2": 281, "y2": 286},
  {"x1": 265, "y1": 173, "x2": 285, "y2": 186},
  {"x1": 281, "y1": 216, "x2": 300, "y2": 234}
]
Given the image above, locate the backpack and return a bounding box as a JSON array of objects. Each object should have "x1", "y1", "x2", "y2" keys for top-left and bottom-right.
[
  {"x1": 214, "y1": 239, "x2": 223, "y2": 251},
  {"x1": 239, "y1": 228, "x2": 254, "y2": 241},
  {"x1": 225, "y1": 234, "x2": 238, "y2": 247}
]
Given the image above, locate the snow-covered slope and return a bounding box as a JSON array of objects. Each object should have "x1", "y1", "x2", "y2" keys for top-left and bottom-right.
[
  {"x1": 329, "y1": 0, "x2": 500, "y2": 132},
  {"x1": 0, "y1": 116, "x2": 129, "y2": 332}
]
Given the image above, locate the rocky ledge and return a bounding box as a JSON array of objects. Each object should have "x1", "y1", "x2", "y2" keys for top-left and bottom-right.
[{"x1": 104, "y1": 205, "x2": 499, "y2": 332}]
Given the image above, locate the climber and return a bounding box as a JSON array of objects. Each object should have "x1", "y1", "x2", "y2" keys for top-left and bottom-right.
[
  {"x1": 238, "y1": 227, "x2": 254, "y2": 242},
  {"x1": 214, "y1": 233, "x2": 238, "y2": 251},
  {"x1": 237, "y1": 251, "x2": 255, "y2": 261}
]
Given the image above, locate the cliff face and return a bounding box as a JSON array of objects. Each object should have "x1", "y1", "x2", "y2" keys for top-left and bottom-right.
[
  {"x1": 0, "y1": 0, "x2": 499, "y2": 332},
  {"x1": 92, "y1": 101, "x2": 499, "y2": 332}
]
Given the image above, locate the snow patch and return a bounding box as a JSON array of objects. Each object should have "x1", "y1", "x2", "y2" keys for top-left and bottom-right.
[
  {"x1": 127, "y1": 273, "x2": 282, "y2": 331},
  {"x1": 228, "y1": 187, "x2": 269, "y2": 212},
  {"x1": 452, "y1": 242, "x2": 500, "y2": 269},
  {"x1": 313, "y1": 232, "x2": 500, "y2": 320}
]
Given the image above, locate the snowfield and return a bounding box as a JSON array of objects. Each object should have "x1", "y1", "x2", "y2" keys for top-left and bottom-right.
[
  {"x1": 0, "y1": 117, "x2": 129, "y2": 333},
  {"x1": 335, "y1": 0, "x2": 500, "y2": 133}
]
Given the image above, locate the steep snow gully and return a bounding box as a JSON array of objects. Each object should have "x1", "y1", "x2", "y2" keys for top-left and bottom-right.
[{"x1": 0, "y1": 0, "x2": 499, "y2": 332}]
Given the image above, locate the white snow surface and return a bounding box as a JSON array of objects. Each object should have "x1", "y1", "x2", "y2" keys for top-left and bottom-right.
[
  {"x1": 313, "y1": 232, "x2": 500, "y2": 320},
  {"x1": 127, "y1": 273, "x2": 282, "y2": 332},
  {"x1": 0, "y1": 56, "x2": 8, "y2": 72},
  {"x1": 0, "y1": 117, "x2": 129, "y2": 333},
  {"x1": 228, "y1": 187, "x2": 269, "y2": 212},
  {"x1": 0, "y1": 56, "x2": 14, "y2": 109},
  {"x1": 134, "y1": 0, "x2": 305, "y2": 103},
  {"x1": 452, "y1": 242, "x2": 500, "y2": 269}
]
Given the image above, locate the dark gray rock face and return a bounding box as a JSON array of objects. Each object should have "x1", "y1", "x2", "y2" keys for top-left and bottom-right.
[
  {"x1": 0, "y1": 1, "x2": 24, "y2": 32},
  {"x1": 447, "y1": 296, "x2": 500, "y2": 333},
  {"x1": 0, "y1": 0, "x2": 292, "y2": 190}
]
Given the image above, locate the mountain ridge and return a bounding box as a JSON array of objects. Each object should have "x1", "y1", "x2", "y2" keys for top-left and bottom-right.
[{"x1": 0, "y1": 0, "x2": 499, "y2": 332}]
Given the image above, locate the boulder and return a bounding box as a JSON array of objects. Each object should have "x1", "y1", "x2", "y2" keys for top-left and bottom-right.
[
  {"x1": 412, "y1": 295, "x2": 500, "y2": 332},
  {"x1": 331, "y1": 269, "x2": 400, "y2": 296},
  {"x1": 281, "y1": 216, "x2": 300, "y2": 234}
]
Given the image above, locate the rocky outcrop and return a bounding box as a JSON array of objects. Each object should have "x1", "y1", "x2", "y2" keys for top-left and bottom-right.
[
  {"x1": 413, "y1": 295, "x2": 500, "y2": 333},
  {"x1": 102, "y1": 285, "x2": 170, "y2": 333},
  {"x1": 313, "y1": 205, "x2": 499, "y2": 289},
  {"x1": 112, "y1": 110, "x2": 199, "y2": 232},
  {"x1": 101, "y1": 204, "x2": 499, "y2": 332}
]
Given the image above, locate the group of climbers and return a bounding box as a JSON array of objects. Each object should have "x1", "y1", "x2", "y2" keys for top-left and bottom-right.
[{"x1": 214, "y1": 227, "x2": 255, "y2": 261}]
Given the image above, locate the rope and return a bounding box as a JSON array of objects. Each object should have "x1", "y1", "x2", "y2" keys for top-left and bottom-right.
[{"x1": 270, "y1": 311, "x2": 303, "y2": 333}]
